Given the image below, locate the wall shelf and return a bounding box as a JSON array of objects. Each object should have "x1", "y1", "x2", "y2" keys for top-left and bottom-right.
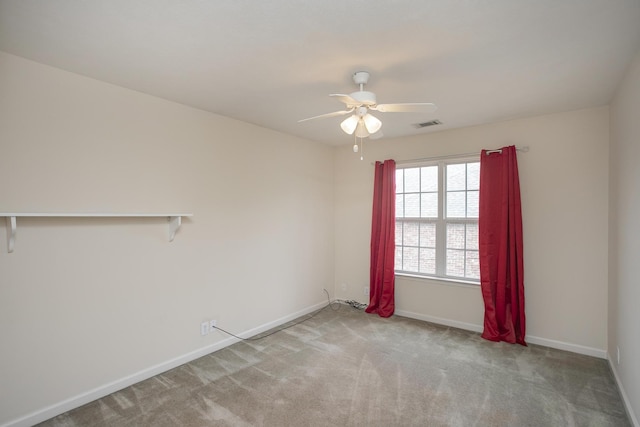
[{"x1": 0, "y1": 213, "x2": 193, "y2": 253}]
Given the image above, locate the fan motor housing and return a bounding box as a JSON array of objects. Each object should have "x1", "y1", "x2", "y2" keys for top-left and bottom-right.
[{"x1": 350, "y1": 90, "x2": 376, "y2": 106}]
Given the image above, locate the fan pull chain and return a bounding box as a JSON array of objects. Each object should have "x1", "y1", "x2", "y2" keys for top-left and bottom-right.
[{"x1": 352, "y1": 134, "x2": 364, "y2": 160}]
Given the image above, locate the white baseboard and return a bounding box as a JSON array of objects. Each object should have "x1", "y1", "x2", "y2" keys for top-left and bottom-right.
[
  {"x1": 394, "y1": 309, "x2": 607, "y2": 359},
  {"x1": 1, "y1": 301, "x2": 327, "y2": 427},
  {"x1": 525, "y1": 335, "x2": 606, "y2": 359},
  {"x1": 607, "y1": 355, "x2": 639, "y2": 427},
  {"x1": 395, "y1": 309, "x2": 483, "y2": 333}
]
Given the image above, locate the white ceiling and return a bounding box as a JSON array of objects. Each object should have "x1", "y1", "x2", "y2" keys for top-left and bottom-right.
[{"x1": 1, "y1": 0, "x2": 639, "y2": 145}]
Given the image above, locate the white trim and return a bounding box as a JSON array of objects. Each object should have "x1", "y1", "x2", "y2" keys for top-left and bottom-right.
[
  {"x1": 607, "y1": 355, "x2": 639, "y2": 427},
  {"x1": 525, "y1": 335, "x2": 606, "y2": 359},
  {"x1": 395, "y1": 309, "x2": 483, "y2": 333},
  {"x1": 396, "y1": 272, "x2": 480, "y2": 287},
  {"x1": 395, "y1": 309, "x2": 607, "y2": 359},
  {"x1": 0, "y1": 300, "x2": 327, "y2": 427}
]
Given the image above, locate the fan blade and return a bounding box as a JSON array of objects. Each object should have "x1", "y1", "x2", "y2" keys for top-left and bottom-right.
[
  {"x1": 373, "y1": 103, "x2": 437, "y2": 113},
  {"x1": 329, "y1": 93, "x2": 362, "y2": 108},
  {"x1": 298, "y1": 108, "x2": 354, "y2": 123}
]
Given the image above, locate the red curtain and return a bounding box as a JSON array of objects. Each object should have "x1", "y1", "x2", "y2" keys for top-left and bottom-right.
[
  {"x1": 366, "y1": 159, "x2": 396, "y2": 318},
  {"x1": 479, "y1": 146, "x2": 526, "y2": 345}
]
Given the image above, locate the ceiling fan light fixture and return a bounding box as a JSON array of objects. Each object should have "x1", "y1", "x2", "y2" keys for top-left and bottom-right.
[
  {"x1": 340, "y1": 115, "x2": 358, "y2": 135},
  {"x1": 354, "y1": 120, "x2": 370, "y2": 138},
  {"x1": 297, "y1": 71, "x2": 436, "y2": 142},
  {"x1": 362, "y1": 113, "x2": 382, "y2": 134}
]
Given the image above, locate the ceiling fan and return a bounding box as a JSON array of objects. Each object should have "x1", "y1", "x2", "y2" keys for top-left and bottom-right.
[{"x1": 298, "y1": 71, "x2": 438, "y2": 139}]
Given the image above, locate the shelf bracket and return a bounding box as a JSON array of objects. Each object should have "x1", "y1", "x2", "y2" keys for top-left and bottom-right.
[
  {"x1": 6, "y1": 216, "x2": 16, "y2": 253},
  {"x1": 168, "y1": 216, "x2": 182, "y2": 242}
]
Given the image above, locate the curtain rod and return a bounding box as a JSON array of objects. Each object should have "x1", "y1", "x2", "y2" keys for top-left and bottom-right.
[{"x1": 377, "y1": 146, "x2": 529, "y2": 166}]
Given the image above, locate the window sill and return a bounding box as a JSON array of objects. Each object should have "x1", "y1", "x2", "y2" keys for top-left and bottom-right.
[{"x1": 395, "y1": 272, "x2": 480, "y2": 288}]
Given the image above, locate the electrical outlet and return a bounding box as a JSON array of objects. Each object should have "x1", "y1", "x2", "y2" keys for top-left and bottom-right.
[
  {"x1": 341, "y1": 283, "x2": 347, "y2": 292},
  {"x1": 617, "y1": 346, "x2": 620, "y2": 365},
  {"x1": 363, "y1": 286, "x2": 369, "y2": 296},
  {"x1": 210, "y1": 319, "x2": 217, "y2": 330},
  {"x1": 200, "y1": 321, "x2": 209, "y2": 336}
]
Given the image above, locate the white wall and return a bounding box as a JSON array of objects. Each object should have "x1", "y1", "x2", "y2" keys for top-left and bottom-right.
[
  {"x1": 609, "y1": 48, "x2": 640, "y2": 425},
  {"x1": 0, "y1": 52, "x2": 334, "y2": 426},
  {"x1": 334, "y1": 107, "x2": 610, "y2": 355}
]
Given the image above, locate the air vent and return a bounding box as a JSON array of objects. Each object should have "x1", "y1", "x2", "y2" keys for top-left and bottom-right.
[{"x1": 414, "y1": 119, "x2": 442, "y2": 128}]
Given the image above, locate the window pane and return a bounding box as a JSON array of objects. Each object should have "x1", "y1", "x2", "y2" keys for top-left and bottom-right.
[
  {"x1": 396, "y1": 194, "x2": 404, "y2": 218},
  {"x1": 405, "y1": 168, "x2": 420, "y2": 192},
  {"x1": 395, "y1": 222, "x2": 403, "y2": 246},
  {"x1": 447, "y1": 164, "x2": 466, "y2": 191},
  {"x1": 405, "y1": 194, "x2": 420, "y2": 217},
  {"x1": 396, "y1": 169, "x2": 404, "y2": 193},
  {"x1": 420, "y1": 166, "x2": 438, "y2": 192},
  {"x1": 467, "y1": 163, "x2": 480, "y2": 190},
  {"x1": 466, "y1": 250, "x2": 480, "y2": 279},
  {"x1": 403, "y1": 247, "x2": 419, "y2": 271},
  {"x1": 419, "y1": 248, "x2": 436, "y2": 274},
  {"x1": 466, "y1": 223, "x2": 478, "y2": 250},
  {"x1": 394, "y1": 160, "x2": 479, "y2": 283},
  {"x1": 420, "y1": 193, "x2": 438, "y2": 218},
  {"x1": 467, "y1": 190, "x2": 479, "y2": 218},
  {"x1": 420, "y1": 223, "x2": 436, "y2": 247},
  {"x1": 403, "y1": 221, "x2": 419, "y2": 246},
  {"x1": 446, "y1": 249, "x2": 465, "y2": 277},
  {"x1": 447, "y1": 223, "x2": 465, "y2": 249},
  {"x1": 447, "y1": 191, "x2": 466, "y2": 218}
]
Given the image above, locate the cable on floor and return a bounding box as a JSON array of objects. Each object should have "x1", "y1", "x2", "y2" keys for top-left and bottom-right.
[
  {"x1": 340, "y1": 300, "x2": 368, "y2": 310},
  {"x1": 211, "y1": 288, "x2": 368, "y2": 341}
]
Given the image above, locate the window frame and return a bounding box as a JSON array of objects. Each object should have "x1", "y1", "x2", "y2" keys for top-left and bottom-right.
[{"x1": 395, "y1": 155, "x2": 480, "y2": 284}]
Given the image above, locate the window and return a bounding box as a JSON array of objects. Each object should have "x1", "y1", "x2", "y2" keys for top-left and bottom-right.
[{"x1": 395, "y1": 158, "x2": 480, "y2": 283}]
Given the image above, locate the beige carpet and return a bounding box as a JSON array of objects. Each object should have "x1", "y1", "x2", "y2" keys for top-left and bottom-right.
[{"x1": 37, "y1": 303, "x2": 630, "y2": 426}]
